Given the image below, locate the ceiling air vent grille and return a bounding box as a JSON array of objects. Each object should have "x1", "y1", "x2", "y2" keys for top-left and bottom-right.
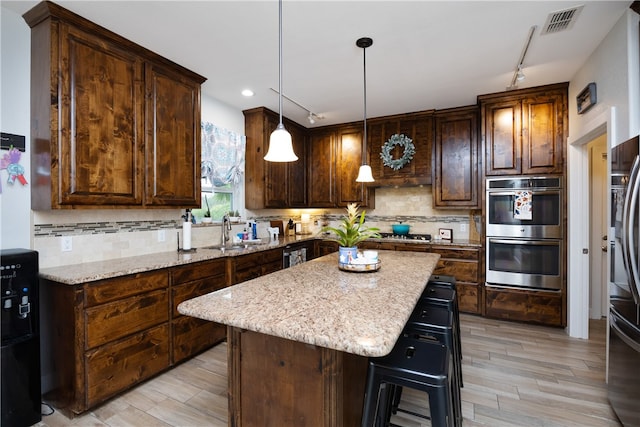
[{"x1": 541, "y1": 5, "x2": 584, "y2": 35}]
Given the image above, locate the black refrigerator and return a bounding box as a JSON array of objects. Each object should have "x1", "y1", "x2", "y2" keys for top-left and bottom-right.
[
  {"x1": 1, "y1": 249, "x2": 41, "y2": 427},
  {"x1": 608, "y1": 135, "x2": 640, "y2": 427}
]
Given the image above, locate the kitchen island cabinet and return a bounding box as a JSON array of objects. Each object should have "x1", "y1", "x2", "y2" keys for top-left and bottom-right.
[
  {"x1": 178, "y1": 251, "x2": 440, "y2": 426},
  {"x1": 24, "y1": 1, "x2": 205, "y2": 209}
]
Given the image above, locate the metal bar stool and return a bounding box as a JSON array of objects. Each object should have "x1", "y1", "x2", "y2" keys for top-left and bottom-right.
[
  {"x1": 361, "y1": 335, "x2": 456, "y2": 427},
  {"x1": 419, "y1": 282, "x2": 463, "y2": 388},
  {"x1": 399, "y1": 305, "x2": 463, "y2": 426}
]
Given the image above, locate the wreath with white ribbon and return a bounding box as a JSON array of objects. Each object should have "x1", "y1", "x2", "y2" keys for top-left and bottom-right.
[{"x1": 380, "y1": 134, "x2": 415, "y2": 170}]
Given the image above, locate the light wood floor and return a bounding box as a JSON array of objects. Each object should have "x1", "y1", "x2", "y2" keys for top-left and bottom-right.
[{"x1": 34, "y1": 314, "x2": 621, "y2": 427}]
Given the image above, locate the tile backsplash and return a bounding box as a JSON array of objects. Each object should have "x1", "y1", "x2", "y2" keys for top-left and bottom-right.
[{"x1": 33, "y1": 186, "x2": 480, "y2": 268}]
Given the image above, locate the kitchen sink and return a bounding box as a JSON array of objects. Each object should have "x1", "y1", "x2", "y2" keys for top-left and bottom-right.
[{"x1": 202, "y1": 240, "x2": 264, "y2": 252}]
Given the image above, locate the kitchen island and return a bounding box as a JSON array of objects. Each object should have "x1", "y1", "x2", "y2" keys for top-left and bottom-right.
[{"x1": 178, "y1": 250, "x2": 440, "y2": 426}]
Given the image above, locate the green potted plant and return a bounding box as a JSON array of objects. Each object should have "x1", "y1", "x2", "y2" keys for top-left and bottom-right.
[
  {"x1": 322, "y1": 203, "x2": 381, "y2": 264},
  {"x1": 229, "y1": 210, "x2": 241, "y2": 222},
  {"x1": 202, "y1": 196, "x2": 212, "y2": 223}
]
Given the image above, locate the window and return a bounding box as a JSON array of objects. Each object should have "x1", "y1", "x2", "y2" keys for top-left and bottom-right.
[{"x1": 193, "y1": 122, "x2": 245, "y2": 222}]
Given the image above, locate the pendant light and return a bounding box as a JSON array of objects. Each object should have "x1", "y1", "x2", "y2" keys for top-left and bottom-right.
[
  {"x1": 264, "y1": 0, "x2": 298, "y2": 162},
  {"x1": 355, "y1": 37, "x2": 374, "y2": 182}
]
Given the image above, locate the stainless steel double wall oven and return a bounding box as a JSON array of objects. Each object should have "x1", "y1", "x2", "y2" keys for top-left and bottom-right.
[{"x1": 485, "y1": 176, "x2": 563, "y2": 291}]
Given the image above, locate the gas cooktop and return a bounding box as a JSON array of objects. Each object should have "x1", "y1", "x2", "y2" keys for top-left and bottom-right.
[{"x1": 378, "y1": 232, "x2": 432, "y2": 241}]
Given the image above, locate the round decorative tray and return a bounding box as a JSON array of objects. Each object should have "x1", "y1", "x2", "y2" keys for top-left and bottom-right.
[{"x1": 338, "y1": 260, "x2": 381, "y2": 273}]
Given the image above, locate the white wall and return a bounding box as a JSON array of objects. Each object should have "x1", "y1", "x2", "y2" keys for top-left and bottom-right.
[
  {"x1": 567, "y1": 9, "x2": 640, "y2": 338},
  {"x1": 1, "y1": 6, "x2": 31, "y2": 250}
]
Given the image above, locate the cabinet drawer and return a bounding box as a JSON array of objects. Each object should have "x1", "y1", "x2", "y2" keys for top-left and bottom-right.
[
  {"x1": 485, "y1": 286, "x2": 563, "y2": 326},
  {"x1": 234, "y1": 260, "x2": 282, "y2": 284},
  {"x1": 235, "y1": 249, "x2": 282, "y2": 271},
  {"x1": 434, "y1": 259, "x2": 478, "y2": 283},
  {"x1": 172, "y1": 278, "x2": 226, "y2": 317},
  {"x1": 84, "y1": 270, "x2": 167, "y2": 307},
  {"x1": 172, "y1": 259, "x2": 225, "y2": 284},
  {"x1": 85, "y1": 324, "x2": 169, "y2": 407},
  {"x1": 172, "y1": 316, "x2": 225, "y2": 364},
  {"x1": 85, "y1": 289, "x2": 169, "y2": 349},
  {"x1": 430, "y1": 246, "x2": 479, "y2": 260}
]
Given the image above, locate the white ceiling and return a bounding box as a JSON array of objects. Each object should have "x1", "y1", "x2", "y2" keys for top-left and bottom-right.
[{"x1": 3, "y1": 1, "x2": 633, "y2": 127}]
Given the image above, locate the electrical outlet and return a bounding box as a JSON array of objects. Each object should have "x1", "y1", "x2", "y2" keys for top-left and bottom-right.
[
  {"x1": 61, "y1": 236, "x2": 72, "y2": 252},
  {"x1": 459, "y1": 223, "x2": 468, "y2": 233},
  {"x1": 158, "y1": 229, "x2": 166, "y2": 242}
]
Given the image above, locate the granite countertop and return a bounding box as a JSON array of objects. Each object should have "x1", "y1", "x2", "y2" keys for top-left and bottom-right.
[
  {"x1": 178, "y1": 250, "x2": 440, "y2": 358},
  {"x1": 39, "y1": 234, "x2": 478, "y2": 285},
  {"x1": 38, "y1": 235, "x2": 317, "y2": 284}
]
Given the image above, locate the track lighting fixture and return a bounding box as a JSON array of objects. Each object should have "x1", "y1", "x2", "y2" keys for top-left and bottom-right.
[
  {"x1": 507, "y1": 25, "x2": 536, "y2": 90},
  {"x1": 269, "y1": 88, "x2": 325, "y2": 125}
]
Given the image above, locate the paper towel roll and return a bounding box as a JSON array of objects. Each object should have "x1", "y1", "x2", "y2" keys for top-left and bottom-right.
[{"x1": 182, "y1": 222, "x2": 192, "y2": 250}]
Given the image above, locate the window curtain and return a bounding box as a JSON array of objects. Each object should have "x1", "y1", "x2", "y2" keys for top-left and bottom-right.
[{"x1": 201, "y1": 122, "x2": 246, "y2": 187}]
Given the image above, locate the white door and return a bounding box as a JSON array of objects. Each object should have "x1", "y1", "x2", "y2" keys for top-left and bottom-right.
[{"x1": 589, "y1": 134, "x2": 608, "y2": 319}]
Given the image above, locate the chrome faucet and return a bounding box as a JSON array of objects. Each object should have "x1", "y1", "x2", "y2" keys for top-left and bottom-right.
[{"x1": 221, "y1": 214, "x2": 232, "y2": 246}]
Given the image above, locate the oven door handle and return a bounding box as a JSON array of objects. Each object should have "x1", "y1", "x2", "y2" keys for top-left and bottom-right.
[
  {"x1": 487, "y1": 190, "x2": 562, "y2": 197},
  {"x1": 488, "y1": 238, "x2": 558, "y2": 246}
]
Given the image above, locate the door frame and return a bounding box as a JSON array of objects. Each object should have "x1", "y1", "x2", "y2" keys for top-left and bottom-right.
[{"x1": 567, "y1": 107, "x2": 616, "y2": 339}]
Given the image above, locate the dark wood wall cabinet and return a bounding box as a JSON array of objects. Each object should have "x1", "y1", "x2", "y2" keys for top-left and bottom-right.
[
  {"x1": 433, "y1": 106, "x2": 480, "y2": 209},
  {"x1": 479, "y1": 83, "x2": 568, "y2": 176},
  {"x1": 243, "y1": 108, "x2": 309, "y2": 209},
  {"x1": 367, "y1": 111, "x2": 434, "y2": 187},
  {"x1": 244, "y1": 108, "x2": 373, "y2": 209},
  {"x1": 25, "y1": 2, "x2": 205, "y2": 209}
]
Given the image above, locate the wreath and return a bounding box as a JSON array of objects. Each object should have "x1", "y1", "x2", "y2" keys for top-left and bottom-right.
[{"x1": 380, "y1": 134, "x2": 415, "y2": 170}]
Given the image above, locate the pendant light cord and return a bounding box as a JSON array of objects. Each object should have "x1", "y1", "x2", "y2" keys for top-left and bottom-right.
[
  {"x1": 278, "y1": 0, "x2": 284, "y2": 127},
  {"x1": 362, "y1": 45, "x2": 367, "y2": 165}
]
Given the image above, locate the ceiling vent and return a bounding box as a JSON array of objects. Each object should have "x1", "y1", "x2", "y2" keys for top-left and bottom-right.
[{"x1": 541, "y1": 5, "x2": 584, "y2": 35}]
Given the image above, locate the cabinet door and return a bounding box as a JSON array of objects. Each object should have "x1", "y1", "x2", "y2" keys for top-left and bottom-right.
[
  {"x1": 434, "y1": 107, "x2": 479, "y2": 208},
  {"x1": 308, "y1": 131, "x2": 336, "y2": 207},
  {"x1": 368, "y1": 113, "x2": 434, "y2": 186},
  {"x1": 145, "y1": 63, "x2": 201, "y2": 206},
  {"x1": 521, "y1": 92, "x2": 565, "y2": 174},
  {"x1": 288, "y1": 124, "x2": 308, "y2": 207},
  {"x1": 57, "y1": 24, "x2": 144, "y2": 206},
  {"x1": 336, "y1": 126, "x2": 372, "y2": 207},
  {"x1": 483, "y1": 99, "x2": 522, "y2": 176},
  {"x1": 263, "y1": 114, "x2": 289, "y2": 208}
]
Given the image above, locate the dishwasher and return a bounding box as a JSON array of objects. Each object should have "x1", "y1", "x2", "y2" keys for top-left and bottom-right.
[{"x1": 283, "y1": 245, "x2": 307, "y2": 268}]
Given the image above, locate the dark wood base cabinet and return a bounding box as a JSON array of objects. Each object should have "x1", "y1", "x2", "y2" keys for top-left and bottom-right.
[
  {"x1": 484, "y1": 286, "x2": 564, "y2": 327},
  {"x1": 359, "y1": 241, "x2": 483, "y2": 315},
  {"x1": 41, "y1": 260, "x2": 227, "y2": 416}
]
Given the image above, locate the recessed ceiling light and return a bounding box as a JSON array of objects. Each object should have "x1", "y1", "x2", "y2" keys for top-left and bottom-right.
[{"x1": 241, "y1": 89, "x2": 254, "y2": 97}]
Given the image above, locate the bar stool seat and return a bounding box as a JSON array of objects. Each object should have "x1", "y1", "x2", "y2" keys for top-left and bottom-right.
[{"x1": 361, "y1": 335, "x2": 456, "y2": 427}]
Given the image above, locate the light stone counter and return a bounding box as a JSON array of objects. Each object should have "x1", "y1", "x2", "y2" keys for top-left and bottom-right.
[
  {"x1": 38, "y1": 235, "x2": 316, "y2": 284},
  {"x1": 178, "y1": 250, "x2": 440, "y2": 358}
]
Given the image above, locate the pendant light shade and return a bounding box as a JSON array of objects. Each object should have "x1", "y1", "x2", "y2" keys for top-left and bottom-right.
[
  {"x1": 355, "y1": 164, "x2": 374, "y2": 182},
  {"x1": 265, "y1": 123, "x2": 297, "y2": 162},
  {"x1": 265, "y1": 0, "x2": 297, "y2": 162},
  {"x1": 355, "y1": 37, "x2": 374, "y2": 183}
]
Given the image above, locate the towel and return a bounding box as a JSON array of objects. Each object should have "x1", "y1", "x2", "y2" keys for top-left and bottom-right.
[{"x1": 514, "y1": 190, "x2": 532, "y2": 220}]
